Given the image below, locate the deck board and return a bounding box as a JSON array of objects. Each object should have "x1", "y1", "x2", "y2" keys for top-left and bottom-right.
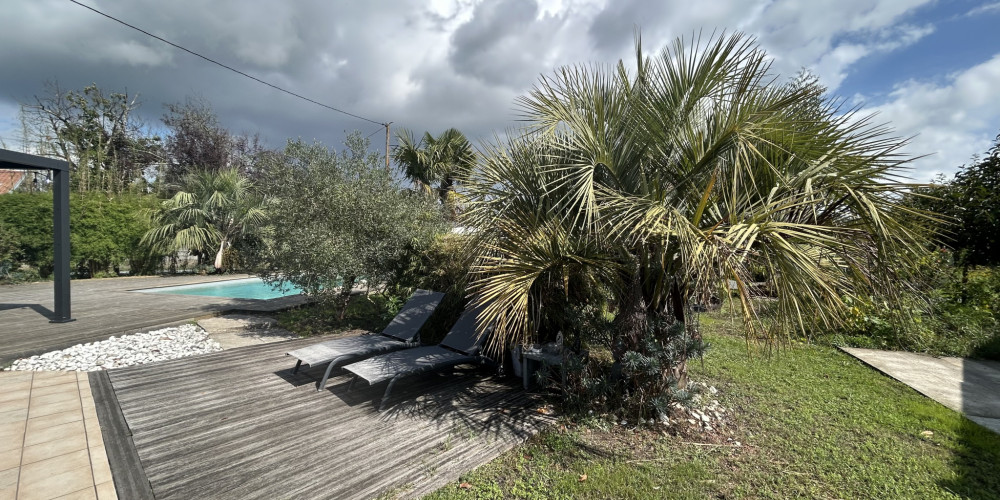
[
  {"x1": 0, "y1": 275, "x2": 309, "y2": 364},
  {"x1": 104, "y1": 336, "x2": 553, "y2": 499}
]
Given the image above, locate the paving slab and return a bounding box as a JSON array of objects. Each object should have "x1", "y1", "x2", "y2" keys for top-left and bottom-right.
[
  {"x1": 196, "y1": 314, "x2": 298, "y2": 349},
  {"x1": 0, "y1": 371, "x2": 117, "y2": 500},
  {"x1": 842, "y1": 347, "x2": 1000, "y2": 434}
]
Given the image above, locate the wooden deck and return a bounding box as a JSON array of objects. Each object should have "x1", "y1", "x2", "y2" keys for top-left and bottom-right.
[
  {"x1": 97, "y1": 336, "x2": 553, "y2": 499},
  {"x1": 0, "y1": 275, "x2": 308, "y2": 364}
]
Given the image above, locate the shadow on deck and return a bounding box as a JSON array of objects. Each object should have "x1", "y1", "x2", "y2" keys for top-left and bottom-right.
[{"x1": 93, "y1": 336, "x2": 554, "y2": 500}]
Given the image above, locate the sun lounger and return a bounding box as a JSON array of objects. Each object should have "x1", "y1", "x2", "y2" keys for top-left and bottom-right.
[
  {"x1": 287, "y1": 289, "x2": 445, "y2": 390},
  {"x1": 342, "y1": 303, "x2": 491, "y2": 410}
]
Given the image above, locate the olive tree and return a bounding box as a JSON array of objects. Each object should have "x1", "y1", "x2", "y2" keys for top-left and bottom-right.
[{"x1": 258, "y1": 133, "x2": 445, "y2": 317}]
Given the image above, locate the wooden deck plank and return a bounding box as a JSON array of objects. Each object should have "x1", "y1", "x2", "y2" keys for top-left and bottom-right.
[
  {"x1": 0, "y1": 275, "x2": 308, "y2": 364},
  {"x1": 89, "y1": 371, "x2": 155, "y2": 500},
  {"x1": 103, "y1": 337, "x2": 552, "y2": 499}
]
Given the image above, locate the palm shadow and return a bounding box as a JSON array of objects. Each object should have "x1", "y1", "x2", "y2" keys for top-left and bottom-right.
[{"x1": 285, "y1": 361, "x2": 557, "y2": 441}]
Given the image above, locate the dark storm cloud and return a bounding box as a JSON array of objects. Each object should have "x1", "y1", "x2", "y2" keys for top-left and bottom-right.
[
  {"x1": 0, "y1": 0, "x2": 992, "y2": 181},
  {"x1": 588, "y1": 0, "x2": 671, "y2": 54},
  {"x1": 448, "y1": 0, "x2": 543, "y2": 87}
]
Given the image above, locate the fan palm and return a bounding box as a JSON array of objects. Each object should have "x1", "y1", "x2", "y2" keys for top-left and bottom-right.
[
  {"x1": 143, "y1": 168, "x2": 265, "y2": 271},
  {"x1": 392, "y1": 128, "x2": 475, "y2": 211},
  {"x1": 463, "y1": 33, "x2": 933, "y2": 381}
]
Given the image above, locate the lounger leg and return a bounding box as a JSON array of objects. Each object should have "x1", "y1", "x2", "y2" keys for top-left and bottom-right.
[
  {"x1": 292, "y1": 360, "x2": 302, "y2": 375},
  {"x1": 348, "y1": 375, "x2": 358, "y2": 391},
  {"x1": 318, "y1": 361, "x2": 338, "y2": 391},
  {"x1": 379, "y1": 376, "x2": 400, "y2": 412}
]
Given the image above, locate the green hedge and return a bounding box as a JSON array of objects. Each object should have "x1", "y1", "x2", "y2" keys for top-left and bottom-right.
[{"x1": 0, "y1": 192, "x2": 159, "y2": 278}]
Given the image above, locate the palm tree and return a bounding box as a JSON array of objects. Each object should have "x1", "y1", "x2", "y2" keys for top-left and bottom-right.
[
  {"x1": 462, "y1": 33, "x2": 933, "y2": 385},
  {"x1": 392, "y1": 128, "x2": 475, "y2": 213},
  {"x1": 143, "y1": 168, "x2": 265, "y2": 271}
]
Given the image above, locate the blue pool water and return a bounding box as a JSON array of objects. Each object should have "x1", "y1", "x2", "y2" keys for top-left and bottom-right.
[{"x1": 136, "y1": 277, "x2": 304, "y2": 300}]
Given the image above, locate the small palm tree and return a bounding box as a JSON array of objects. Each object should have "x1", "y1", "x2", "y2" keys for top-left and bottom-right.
[
  {"x1": 463, "y1": 33, "x2": 934, "y2": 389},
  {"x1": 392, "y1": 128, "x2": 475, "y2": 213},
  {"x1": 143, "y1": 168, "x2": 264, "y2": 271}
]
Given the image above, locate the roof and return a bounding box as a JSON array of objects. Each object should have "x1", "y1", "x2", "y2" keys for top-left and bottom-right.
[{"x1": 0, "y1": 169, "x2": 26, "y2": 194}]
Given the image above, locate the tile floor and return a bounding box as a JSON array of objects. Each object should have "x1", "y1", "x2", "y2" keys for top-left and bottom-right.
[{"x1": 0, "y1": 371, "x2": 116, "y2": 500}]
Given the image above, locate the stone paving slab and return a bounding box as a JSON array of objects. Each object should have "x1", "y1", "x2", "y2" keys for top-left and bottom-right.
[
  {"x1": 0, "y1": 371, "x2": 117, "y2": 500},
  {"x1": 196, "y1": 314, "x2": 298, "y2": 349},
  {"x1": 842, "y1": 347, "x2": 1000, "y2": 434}
]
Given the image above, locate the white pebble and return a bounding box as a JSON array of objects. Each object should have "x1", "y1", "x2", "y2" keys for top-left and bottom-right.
[{"x1": 5, "y1": 324, "x2": 221, "y2": 372}]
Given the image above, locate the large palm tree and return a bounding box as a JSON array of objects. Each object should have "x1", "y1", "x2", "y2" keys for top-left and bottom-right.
[
  {"x1": 463, "y1": 33, "x2": 933, "y2": 382},
  {"x1": 392, "y1": 128, "x2": 475, "y2": 211},
  {"x1": 143, "y1": 168, "x2": 265, "y2": 271}
]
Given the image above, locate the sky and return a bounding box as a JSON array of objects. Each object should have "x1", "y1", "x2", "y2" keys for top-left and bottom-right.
[{"x1": 1, "y1": 0, "x2": 999, "y2": 182}]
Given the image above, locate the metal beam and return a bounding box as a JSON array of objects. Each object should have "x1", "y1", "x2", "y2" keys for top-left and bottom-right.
[
  {"x1": 50, "y1": 168, "x2": 73, "y2": 322},
  {"x1": 0, "y1": 148, "x2": 69, "y2": 171},
  {"x1": 0, "y1": 148, "x2": 73, "y2": 322}
]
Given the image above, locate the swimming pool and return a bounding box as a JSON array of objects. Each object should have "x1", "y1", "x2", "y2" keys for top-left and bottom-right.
[{"x1": 135, "y1": 277, "x2": 304, "y2": 300}]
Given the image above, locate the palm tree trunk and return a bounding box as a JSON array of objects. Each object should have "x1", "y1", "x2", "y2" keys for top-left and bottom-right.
[
  {"x1": 214, "y1": 236, "x2": 228, "y2": 271},
  {"x1": 612, "y1": 263, "x2": 646, "y2": 362}
]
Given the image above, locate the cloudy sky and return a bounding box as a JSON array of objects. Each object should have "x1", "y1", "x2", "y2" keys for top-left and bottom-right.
[{"x1": 2, "y1": 0, "x2": 999, "y2": 181}]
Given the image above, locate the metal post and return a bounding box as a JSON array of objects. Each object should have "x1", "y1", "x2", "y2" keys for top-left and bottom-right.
[{"x1": 50, "y1": 168, "x2": 73, "y2": 323}]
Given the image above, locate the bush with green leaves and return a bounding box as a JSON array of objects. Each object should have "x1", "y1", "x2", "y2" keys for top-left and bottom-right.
[
  {"x1": 829, "y1": 250, "x2": 999, "y2": 359},
  {"x1": 255, "y1": 133, "x2": 445, "y2": 318},
  {"x1": 0, "y1": 192, "x2": 54, "y2": 275},
  {"x1": 388, "y1": 232, "x2": 473, "y2": 343},
  {"x1": 536, "y1": 305, "x2": 709, "y2": 420}
]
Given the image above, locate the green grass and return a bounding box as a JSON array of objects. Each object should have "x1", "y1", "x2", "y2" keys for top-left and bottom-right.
[{"x1": 426, "y1": 311, "x2": 1000, "y2": 499}]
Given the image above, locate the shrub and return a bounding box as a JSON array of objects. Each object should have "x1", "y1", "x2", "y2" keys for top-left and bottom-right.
[
  {"x1": 0, "y1": 192, "x2": 54, "y2": 275},
  {"x1": 388, "y1": 232, "x2": 473, "y2": 343},
  {"x1": 538, "y1": 305, "x2": 709, "y2": 420},
  {"x1": 826, "y1": 250, "x2": 999, "y2": 359},
  {"x1": 255, "y1": 134, "x2": 445, "y2": 319}
]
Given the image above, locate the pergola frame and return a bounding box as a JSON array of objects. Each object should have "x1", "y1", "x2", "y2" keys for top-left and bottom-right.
[{"x1": 0, "y1": 148, "x2": 74, "y2": 323}]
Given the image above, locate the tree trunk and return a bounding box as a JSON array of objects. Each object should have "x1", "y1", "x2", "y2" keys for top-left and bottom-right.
[
  {"x1": 669, "y1": 280, "x2": 686, "y2": 324},
  {"x1": 214, "y1": 237, "x2": 228, "y2": 271},
  {"x1": 612, "y1": 265, "x2": 646, "y2": 362},
  {"x1": 668, "y1": 280, "x2": 690, "y2": 388},
  {"x1": 338, "y1": 275, "x2": 357, "y2": 320}
]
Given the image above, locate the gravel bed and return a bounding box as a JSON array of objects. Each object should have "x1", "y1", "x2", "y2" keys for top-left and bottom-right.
[{"x1": 5, "y1": 324, "x2": 222, "y2": 371}]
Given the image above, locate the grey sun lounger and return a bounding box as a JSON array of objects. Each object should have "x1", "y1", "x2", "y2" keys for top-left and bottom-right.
[
  {"x1": 342, "y1": 303, "x2": 491, "y2": 410},
  {"x1": 286, "y1": 289, "x2": 445, "y2": 390}
]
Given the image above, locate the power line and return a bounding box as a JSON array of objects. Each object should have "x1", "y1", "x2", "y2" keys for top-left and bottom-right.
[
  {"x1": 69, "y1": 0, "x2": 386, "y2": 127},
  {"x1": 364, "y1": 125, "x2": 384, "y2": 139}
]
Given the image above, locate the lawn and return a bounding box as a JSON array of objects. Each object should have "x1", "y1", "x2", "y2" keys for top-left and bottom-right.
[{"x1": 426, "y1": 310, "x2": 1000, "y2": 499}]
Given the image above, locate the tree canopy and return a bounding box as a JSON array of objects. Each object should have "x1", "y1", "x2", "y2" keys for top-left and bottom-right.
[
  {"x1": 142, "y1": 168, "x2": 265, "y2": 271},
  {"x1": 910, "y1": 134, "x2": 1000, "y2": 268},
  {"x1": 392, "y1": 128, "x2": 475, "y2": 217},
  {"x1": 462, "y1": 33, "x2": 934, "y2": 396},
  {"x1": 19, "y1": 82, "x2": 161, "y2": 193},
  {"x1": 256, "y1": 133, "x2": 445, "y2": 313}
]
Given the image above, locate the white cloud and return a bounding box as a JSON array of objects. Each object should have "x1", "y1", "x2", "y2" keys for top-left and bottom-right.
[
  {"x1": 964, "y1": 2, "x2": 1000, "y2": 17},
  {"x1": 750, "y1": 1, "x2": 936, "y2": 89},
  {"x1": 861, "y1": 53, "x2": 1000, "y2": 181}
]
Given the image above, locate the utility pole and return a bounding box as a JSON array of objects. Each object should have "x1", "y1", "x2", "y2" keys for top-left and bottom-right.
[{"x1": 384, "y1": 122, "x2": 392, "y2": 175}]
